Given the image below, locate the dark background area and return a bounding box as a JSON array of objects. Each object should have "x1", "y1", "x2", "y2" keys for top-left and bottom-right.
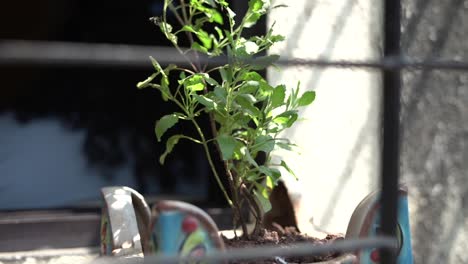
[{"x1": 0, "y1": 0, "x2": 265, "y2": 210}]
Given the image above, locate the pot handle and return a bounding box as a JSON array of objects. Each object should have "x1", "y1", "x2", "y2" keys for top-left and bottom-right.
[{"x1": 100, "y1": 186, "x2": 151, "y2": 258}]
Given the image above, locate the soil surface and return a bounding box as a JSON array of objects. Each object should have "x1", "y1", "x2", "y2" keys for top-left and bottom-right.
[{"x1": 222, "y1": 228, "x2": 344, "y2": 264}]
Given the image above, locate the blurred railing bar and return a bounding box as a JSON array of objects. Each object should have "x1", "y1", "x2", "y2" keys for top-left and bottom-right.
[
  {"x1": 2, "y1": 40, "x2": 468, "y2": 71},
  {"x1": 380, "y1": 0, "x2": 401, "y2": 263},
  {"x1": 92, "y1": 237, "x2": 397, "y2": 264}
]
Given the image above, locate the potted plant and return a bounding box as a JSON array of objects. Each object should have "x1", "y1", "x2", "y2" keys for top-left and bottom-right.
[
  {"x1": 137, "y1": 0, "x2": 314, "y2": 236},
  {"x1": 130, "y1": 0, "x2": 410, "y2": 263},
  {"x1": 134, "y1": 0, "x2": 356, "y2": 262}
]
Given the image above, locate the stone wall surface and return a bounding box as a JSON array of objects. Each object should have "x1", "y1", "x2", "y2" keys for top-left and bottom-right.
[
  {"x1": 267, "y1": 0, "x2": 382, "y2": 236},
  {"x1": 269, "y1": 0, "x2": 468, "y2": 262},
  {"x1": 401, "y1": 0, "x2": 468, "y2": 263}
]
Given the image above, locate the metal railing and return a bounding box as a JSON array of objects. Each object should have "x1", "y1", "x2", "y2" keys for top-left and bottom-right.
[{"x1": 91, "y1": 237, "x2": 397, "y2": 264}]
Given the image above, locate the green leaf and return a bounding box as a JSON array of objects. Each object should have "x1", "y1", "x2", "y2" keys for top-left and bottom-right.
[
  {"x1": 150, "y1": 56, "x2": 163, "y2": 72},
  {"x1": 244, "y1": 41, "x2": 259, "y2": 54},
  {"x1": 137, "y1": 72, "x2": 158, "y2": 89},
  {"x1": 159, "y1": 135, "x2": 182, "y2": 164},
  {"x1": 196, "y1": 30, "x2": 213, "y2": 49},
  {"x1": 149, "y1": 56, "x2": 171, "y2": 101},
  {"x1": 266, "y1": 175, "x2": 274, "y2": 189},
  {"x1": 258, "y1": 166, "x2": 281, "y2": 183},
  {"x1": 219, "y1": 67, "x2": 232, "y2": 82},
  {"x1": 297, "y1": 91, "x2": 316, "y2": 107},
  {"x1": 213, "y1": 86, "x2": 227, "y2": 102},
  {"x1": 271, "y1": 85, "x2": 286, "y2": 108},
  {"x1": 254, "y1": 185, "x2": 271, "y2": 212},
  {"x1": 188, "y1": 82, "x2": 204, "y2": 91},
  {"x1": 210, "y1": 9, "x2": 224, "y2": 24},
  {"x1": 216, "y1": 134, "x2": 238, "y2": 160},
  {"x1": 276, "y1": 142, "x2": 297, "y2": 151},
  {"x1": 163, "y1": 64, "x2": 177, "y2": 75},
  {"x1": 240, "y1": 71, "x2": 264, "y2": 82},
  {"x1": 271, "y1": 34, "x2": 285, "y2": 42},
  {"x1": 184, "y1": 74, "x2": 205, "y2": 92},
  {"x1": 204, "y1": 0, "x2": 216, "y2": 7},
  {"x1": 249, "y1": 0, "x2": 269, "y2": 12},
  {"x1": 236, "y1": 95, "x2": 261, "y2": 117},
  {"x1": 250, "y1": 55, "x2": 280, "y2": 70},
  {"x1": 253, "y1": 135, "x2": 275, "y2": 153},
  {"x1": 155, "y1": 114, "x2": 179, "y2": 141},
  {"x1": 214, "y1": 26, "x2": 224, "y2": 40},
  {"x1": 238, "y1": 81, "x2": 259, "y2": 94},
  {"x1": 243, "y1": 0, "x2": 270, "y2": 28},
  {"x1": 201, "y1": 73, "x2": 220, "y2": 86},
  {"x1": 238, "y1": 146, "x2": 258, "y2": 167},
  {"x1": 280, "y1": 160, "x2": 298, "y2": 180},
  {"x1": 246, "y1": 172, "x2": 262, "y2": 182},
  {"x1": 216, "y1": 0, "x2": 229, "y2": 7},
  {"x1": 272, "y1": 4, "x2": 288, "y2": 9},
  {"x1": 159, "y1": 21, "x2": 177, "y2": 44},
  {"x1": 226, "y1": 7, "x2": 236, "y2": 20},
  {"x1": 273, "y1": 111, "x2": 298, "y2": 128},
  {"x1": 194, "y1": 94, "x2": 217, "y2": 110},
  {"x1": 192, "y1": 42, "x2": 209, "y2": 54},
  {"x1": 179, "y1": 25, "x2": 196, "y2": 34}
]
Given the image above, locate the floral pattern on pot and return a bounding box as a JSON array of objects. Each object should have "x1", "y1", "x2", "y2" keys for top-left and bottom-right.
[{"x1": 151, "y1": 200, "x2": 225, "y2": 260}]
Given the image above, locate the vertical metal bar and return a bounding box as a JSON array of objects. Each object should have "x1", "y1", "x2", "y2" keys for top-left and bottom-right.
[{"x1": 381, "y1": 0, "x2": 401, "y2": 263}]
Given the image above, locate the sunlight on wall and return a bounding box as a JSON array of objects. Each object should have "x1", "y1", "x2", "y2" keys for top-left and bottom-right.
[{"x1": 268, "y1": 0, "x2": 382, "y2": 235}]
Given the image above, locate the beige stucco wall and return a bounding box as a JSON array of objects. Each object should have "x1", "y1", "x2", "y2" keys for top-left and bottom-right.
[{"x1": 267, "y1": 0, "x2": 382, "y2": 235}]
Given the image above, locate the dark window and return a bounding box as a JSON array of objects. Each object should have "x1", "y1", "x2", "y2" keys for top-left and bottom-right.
[{"x1": 0, "y1": 1, "x2": 265, "y2": 210}]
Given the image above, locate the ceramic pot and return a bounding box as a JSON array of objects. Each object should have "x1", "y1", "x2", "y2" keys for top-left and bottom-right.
[{"x1": 100, "y1": 186, "x2": 413, "y2": 263}]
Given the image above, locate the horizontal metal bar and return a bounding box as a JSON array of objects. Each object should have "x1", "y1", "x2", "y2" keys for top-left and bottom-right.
[
  {"x1": 92, "y1": 237, "x2": 397, "y2": 264},
  {"x1": 0, "y1": 40, "x2": 184, "y2": 68},
  {"x1": 2, "y1": 40, "x2": 468, "y2": 71}
]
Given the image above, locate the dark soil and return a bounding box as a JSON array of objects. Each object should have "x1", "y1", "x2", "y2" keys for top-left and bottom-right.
[{"x1": 222, "y1": 228, "x2": 344, "y2": 264}]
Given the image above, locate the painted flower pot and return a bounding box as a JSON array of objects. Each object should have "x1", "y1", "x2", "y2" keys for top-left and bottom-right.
[
  {"x1": 100, "y1": 186, "x2": 224, "y2": 261},
  {"x1": 99, "y1": 186, "x2": 413, "y2": 263},
  {"x1": 345, "y1": 185, "x2": 414, "y2": 263}
]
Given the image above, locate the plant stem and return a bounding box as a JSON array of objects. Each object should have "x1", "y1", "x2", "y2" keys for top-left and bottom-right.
[
  {"x1": 227, "y1": 164, "x2": 249, "y2": 237},
  {"x1": 190, "y1": 119, "x2": 233, "y2": 207},
  {"x1": 178, "y1": 0, "x2": 202, "y2": 71},
  {"x1": 241, "y1": 183, "x2": 263, "y2": 235}
]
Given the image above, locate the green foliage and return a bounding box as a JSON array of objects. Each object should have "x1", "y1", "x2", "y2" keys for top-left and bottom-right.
[{"x1": 138, "y1": 0, "x2": 315, "y2": 233}]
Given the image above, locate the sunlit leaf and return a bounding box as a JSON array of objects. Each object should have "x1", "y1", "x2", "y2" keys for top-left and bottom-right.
[
  {"x1": 297, "y1": 90, "x2": 316, "y2": 107},
  {"x1": 271, "y1": 85, "x2": 286, "y2": 108},
  {"x1": 244, "y1": 41, "x2": 259, "y2": 54},
  {"x1": 192, "y1": 42, "x2": 209, "y2": 54},
  {"x1": 196, "y1": 30, "x2": 213, "y2": 49},
  {"x1": 210, "y1": 9, "x2": 224, "y2": 24},
  {"x1": 254, "y1": 184, "x2": 271, "y2": 212},
  {"x1": 214, "y1": 26, "x2": 224, "y2": 40},
  {"x1": 280, "y1": 160, "x2": 297, "y2": 180},
  {"x1": 226, "y1": 7, "x2": 236, "y2": 19},
  {"x1": 194, "y1": 94, "x2": 217, "y2": 110}
]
